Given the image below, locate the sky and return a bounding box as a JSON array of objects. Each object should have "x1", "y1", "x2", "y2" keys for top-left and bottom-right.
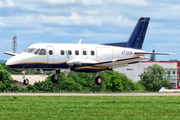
[{"x1": 0, "y1": 0, "x2": 180, "y2": 61}]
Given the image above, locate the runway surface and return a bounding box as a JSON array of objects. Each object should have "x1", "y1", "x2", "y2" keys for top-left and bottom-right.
[{"x1": 1, "y1": 93, "x2": 180, "y2": 96}]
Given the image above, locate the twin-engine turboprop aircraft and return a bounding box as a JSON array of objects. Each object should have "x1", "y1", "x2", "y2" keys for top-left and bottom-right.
[{"x1": 4, "y1": 17, "x2": 172, "y2": 85}]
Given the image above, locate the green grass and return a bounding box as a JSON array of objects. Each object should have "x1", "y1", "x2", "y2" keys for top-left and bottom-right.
[{"x1": 1, "y1": 96, "x2": 180, "y2": 120}]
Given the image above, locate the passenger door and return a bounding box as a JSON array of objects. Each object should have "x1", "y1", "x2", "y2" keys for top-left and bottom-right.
[{"x1": 47, "y1": 46, "x2": 54, "y2": 63}]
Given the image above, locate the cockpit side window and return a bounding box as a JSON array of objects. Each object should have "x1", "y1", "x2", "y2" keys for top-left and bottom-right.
[
  {"x1": 33, "y1": 49, "x2": 40, "y2": 55},
  {"x1": 28, "y1": 48, "x2": 35, "y2": 53},
  {"x1": 38, "y1": 49, "x2": 46, "y2": 55}
]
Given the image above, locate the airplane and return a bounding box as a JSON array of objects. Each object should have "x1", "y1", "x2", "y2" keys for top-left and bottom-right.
[{"x1": 4, "y1": 17, "x2": 172, "y2": 85}]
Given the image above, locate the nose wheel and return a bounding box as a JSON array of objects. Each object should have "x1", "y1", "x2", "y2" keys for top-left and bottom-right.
[
  {"x1": 23, "y1": 78, "x2": 29, "y2": 85},
  {"x1": 22, "y1": 69, "x2": 29, "y2": 85}
]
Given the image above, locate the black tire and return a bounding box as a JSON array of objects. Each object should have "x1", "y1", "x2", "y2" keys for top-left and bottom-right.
[
  {"x1": 95, "y1": 76, "x2": 103, "y2": 85},
  {"x1": 23, "y1": 79, "x2": 29, "y2": 85},
  {"x1": 51, "y1": 74, "x2": 58, "y2": 83}
]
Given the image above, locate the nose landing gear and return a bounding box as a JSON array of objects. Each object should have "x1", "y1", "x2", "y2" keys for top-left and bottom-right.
[
  {"x1": 23, "y1": 78, "x2": 29, "y2": 85},
  {"x1": 22, "y1": 69, "x2": 29, "y2": 85},
  {"x1": 51, "y1": 70, "x2": 60, "y2": 83}
]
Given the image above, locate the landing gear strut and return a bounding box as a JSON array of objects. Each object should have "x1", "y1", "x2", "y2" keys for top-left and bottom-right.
[
  {"x1": 22, "y1": 69, "x2": 29, "y2": 85},
  {"x1": 51, "y1": 70, "x2": 60, "y2": 83}
]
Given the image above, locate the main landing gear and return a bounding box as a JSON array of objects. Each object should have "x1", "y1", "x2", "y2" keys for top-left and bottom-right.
[
  {"x1": 51, "y1": 70, "x2": 60, "y2": 83},
  {"x1": 50, "y1": 70, "x2": 103, "y2": 85},
  {"x1": 93, "y1": 72, "x2": 103, "y2": 85},
  {"x1": 22, "y1": 69, "x2": 29, "y2": 85},
  {"x1": 95, "y1": 76, "x2": 103, "y2": 85}
]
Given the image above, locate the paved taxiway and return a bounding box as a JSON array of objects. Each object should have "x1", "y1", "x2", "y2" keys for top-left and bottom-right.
[{"x1": 1, "y1": 93, "x2": 180, "y2": 96}]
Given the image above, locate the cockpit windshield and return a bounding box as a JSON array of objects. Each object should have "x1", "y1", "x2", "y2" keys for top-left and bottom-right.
[
  {"x1": 23, "y1": 47, "x2": 46, "y2": 55},
  {"x1": 24, "y1": 48, "x2": 30, "y2": 52},
  {"x1": 28, "y1": 48, "x2": 35, "y2": 53}
]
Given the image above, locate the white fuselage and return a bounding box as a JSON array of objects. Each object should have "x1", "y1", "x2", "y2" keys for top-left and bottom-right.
[{"x1": 6, "y1": 43, "x2": 146, "y2": 72}]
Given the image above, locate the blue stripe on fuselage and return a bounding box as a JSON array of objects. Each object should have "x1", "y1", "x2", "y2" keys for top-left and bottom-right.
[{"x1": 7, "y1": 62, "x2": 69, "y2": 69}]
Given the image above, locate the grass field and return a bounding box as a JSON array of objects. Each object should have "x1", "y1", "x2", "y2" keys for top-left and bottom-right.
[{"x1": 1, "y1": 96, "x2": 180, "y2": 120}]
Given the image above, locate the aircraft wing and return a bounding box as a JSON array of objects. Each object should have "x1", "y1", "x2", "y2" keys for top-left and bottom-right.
[
  {"x1": 93, "y1": 56, "x2": 149, "y2": 68},
  {"x1": 134, "y1": 52, "x2": 174, "y2": 55},
  {"x1": 4, "y1": 52, "x2": 17, "y2": 56}
]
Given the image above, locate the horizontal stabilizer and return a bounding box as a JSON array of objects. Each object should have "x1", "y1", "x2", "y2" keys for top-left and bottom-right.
[
  {"x1": 134, "y1": 52, "x2": 174, "y2": 55},
  {"x1": 4, "y1": 52, "x2": 17, "y2": 56}
]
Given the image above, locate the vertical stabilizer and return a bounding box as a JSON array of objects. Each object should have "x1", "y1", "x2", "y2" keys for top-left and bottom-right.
[
  {"x1": 102, "y1": 17, "x2": 150, "y2": 49},
  {"x1": 127, "y1": 17, "x2": 150, "y2": 49}
]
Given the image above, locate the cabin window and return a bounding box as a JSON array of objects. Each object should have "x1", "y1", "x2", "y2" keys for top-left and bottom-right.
[
  {"x1": 68, "y1": 50, "x2": 72, "y2": 55},
  {"x1": 39, "y1": 49, "x2": 46, "y2": 55},
  {"x1": 75, "y1": 50, "x2": 79, "y2": 55},
  {"x1": 91, "y1": 51, "x2": 95, "y2": 55},
  {"x1": 61, "y1": 50, "x2": 64, "y2": 55},
  {"x1": 49, "y1": 50, "x2": 53, "y2": 55},
  {"x1": 33, "y1": 49, "x2": 40, "y2": 55},
  {"x1": 28, "y1": 48, "x2": 35, "y2": 53},
  {"x1": 83, "y1": 50, "x2": 87, "y2": 55}
]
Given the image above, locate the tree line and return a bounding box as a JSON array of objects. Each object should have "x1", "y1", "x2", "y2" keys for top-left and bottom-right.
[{"x1": 0, "y1": 63, "x2": 173, "y2": 92}]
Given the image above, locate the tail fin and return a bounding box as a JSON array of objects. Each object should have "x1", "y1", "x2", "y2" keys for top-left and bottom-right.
[
  {"x1": 127, "y1": 17, "x2": 150, "y2": 49},
  {"x1": 102, "y1": 17, "x2": 150, "y2": 49}
]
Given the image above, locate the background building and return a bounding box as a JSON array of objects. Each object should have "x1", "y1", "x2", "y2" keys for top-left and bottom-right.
[{"x1": 115, "y1": 61, "x2": 179, "y2": 88}]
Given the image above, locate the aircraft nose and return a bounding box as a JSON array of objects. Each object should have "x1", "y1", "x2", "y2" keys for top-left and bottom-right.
[
  {"x1": 5, "y1": 53, "x2": 34, "y2": 68},
  {"x1": 6, "y1": 57, "x2": 14, "y2": 66}
]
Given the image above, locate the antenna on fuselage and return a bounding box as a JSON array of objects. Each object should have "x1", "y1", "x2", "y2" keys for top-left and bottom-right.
[{"x1": 78, "y1": 39, "x2": 82, "y2": 44}]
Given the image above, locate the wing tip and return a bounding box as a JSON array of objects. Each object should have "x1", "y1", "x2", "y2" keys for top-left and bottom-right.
[{"x1": 4, "y1": 52, "x2": 17, "y2": 56}]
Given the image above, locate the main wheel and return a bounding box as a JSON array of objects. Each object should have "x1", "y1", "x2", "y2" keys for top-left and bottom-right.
[
  {"x1": 23, "y1": 78, "x2": 29, "y2": 85},
  {"x1": 51, "y1": 74, "x2": 58, "y2": 83},
  {"x1": 95, "y1": 76, "x2": 103, "y2": 85}
]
